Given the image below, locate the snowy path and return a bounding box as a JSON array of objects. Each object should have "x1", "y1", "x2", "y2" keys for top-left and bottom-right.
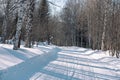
[
  {"x1": 0, "y1": 44, "x2": 120, "y2": 80},
  {"x1": 0, "y1": 44, "x2": 60, "y2": 80},
  {"x1": 30, "y1": 47, "x2": 120, "y2": 80}
]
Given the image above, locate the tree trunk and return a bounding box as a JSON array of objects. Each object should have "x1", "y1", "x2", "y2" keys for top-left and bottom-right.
[
  {"x1": 1, "y1": 0, "x2": 10, "y2": 43},
  {"x1": 101, "y1": 0, "x2": 108, "y2": 50},
  {"x1": 25, "y1": 0, "x2": 35, "y2": 48},
  {"x1": 13, "y1": 0, "x2": 25, "y2": 50},
  {"x1": 1, "y1": 15, "x2": 7, "y2": 43}
]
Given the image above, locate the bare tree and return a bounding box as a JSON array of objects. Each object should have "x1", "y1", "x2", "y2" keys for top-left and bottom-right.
[
  {"x1": 13, "y1": 0, "x2": 26, "y2": 50},
  {"x1": 24, "y1": 0, "x2": 35, "y2": 48},
  {"x1": 101, "y1": 0, "x2": 109, "y2": 50},
  {"x1": 1, "y1": 0, "x2": 11, "y2": 43}
]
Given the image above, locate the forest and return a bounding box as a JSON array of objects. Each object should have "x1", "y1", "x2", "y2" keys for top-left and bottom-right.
[{"x1": 0, "y1": 0, "x2": 120, "y2": 58}]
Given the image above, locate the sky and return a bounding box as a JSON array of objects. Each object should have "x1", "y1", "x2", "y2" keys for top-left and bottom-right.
[
  {"x1": 48, "y1": 0, "x2": 67, "y2": 15},
  {"x1": 0, "y1": 0, "x2": 67, "y2": 15}
]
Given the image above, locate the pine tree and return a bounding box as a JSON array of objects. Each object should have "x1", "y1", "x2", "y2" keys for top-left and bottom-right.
[{"x1": 39, "y1": 0, "x2": 50, "y2": 44}]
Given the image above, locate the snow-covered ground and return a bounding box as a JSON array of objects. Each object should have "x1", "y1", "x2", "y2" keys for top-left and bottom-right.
[{"x1": 0, "y1": 44, "x2": 120, "y2": 80}]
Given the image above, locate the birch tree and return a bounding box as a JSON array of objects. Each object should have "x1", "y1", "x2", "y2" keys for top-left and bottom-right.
[
  {"x1": 13, "y1": 0, "x2": 26, "y2": 50},
  {"x1": 101, "y1": 0, "x2": 109, "y2": 50},
  {"x1": 24, "y1": 0, "x2": 35, "y2": 48}
]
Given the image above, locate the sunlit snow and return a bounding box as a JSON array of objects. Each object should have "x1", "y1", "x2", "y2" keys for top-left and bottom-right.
[{"x1": 0, "y1": 44, "x2": 119, "y2": 80}]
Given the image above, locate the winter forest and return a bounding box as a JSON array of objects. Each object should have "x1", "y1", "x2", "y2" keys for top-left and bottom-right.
[
  {"x1": 0, "y1": 0, "x2": 120, "y2": 80},
  {"x1": 0, "y1": 0, "x2": 120, "y2": 58}
]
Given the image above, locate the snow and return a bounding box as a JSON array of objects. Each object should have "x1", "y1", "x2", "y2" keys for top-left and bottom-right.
[{"x1": 0, "y1": 44, "x2": 120, "y2": 80}]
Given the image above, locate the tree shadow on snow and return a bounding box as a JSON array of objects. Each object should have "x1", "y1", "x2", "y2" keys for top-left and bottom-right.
[{"x1": 2, "y1": 48, "x2": 37, "y2": 61}]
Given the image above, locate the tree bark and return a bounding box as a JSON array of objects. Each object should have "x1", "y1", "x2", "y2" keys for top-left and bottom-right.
[
  {"x1": 13, "y1": 0, "x2": 25, "y2": 50},
  {"x1": 1, "y1": 15, "x2": 7, "y2": 43},
  {"x1": 101, "y1": 0, "x2": 108, "y2": 50},
  {"x1": 25, "y1": 0, "x2": 35, "y2": 48}
]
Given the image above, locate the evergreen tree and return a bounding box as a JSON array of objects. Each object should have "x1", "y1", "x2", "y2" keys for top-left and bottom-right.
[{"x1": 39, "y1": 0, "x2": 50, "y2": 44}]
